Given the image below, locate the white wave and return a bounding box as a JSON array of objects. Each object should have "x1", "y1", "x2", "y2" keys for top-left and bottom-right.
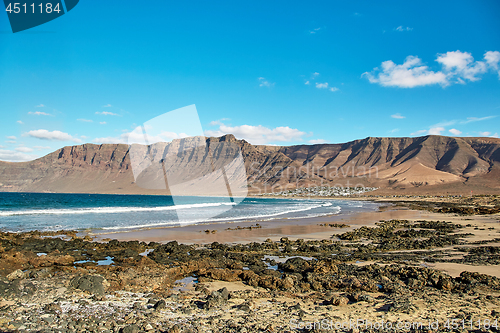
[
  {"x1": 101, "y1": 202, "x2": 341, "y2": 230},
  {"x1": 0, "y1": 202, "x2": 236, "y2": 217}
]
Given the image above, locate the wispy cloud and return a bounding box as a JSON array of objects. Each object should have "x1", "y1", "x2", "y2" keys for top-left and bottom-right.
[
  {"x1": 363, "y1": 50, "x2": 500, "y2": 88},
  {"x1": 100, "y1": 121, "x2": 106, "y2": 125},
  {"x1": 428, "y1": 127, "x2": 445, "y2": 135},
  {"x1": 94, "y1": 130, "x2": 189, "y2": 145},
  {"x1": 304, "y1": 80, "x2": 310, "y2": 85},
  {"x1": 394, "y1": 26, "x2": 413, "y2": 32},
  {"x1": 15, "y1": 146, "x2": 33, "y2": 153},
  {"x1": 208, "y1": 118, "x2": 231, "y2": 127},
  {"x1": 258, "y1": 77, "x2": 274, "y2": 87},
  {"x1": 6, "y1": 136, "x2": 17, "y2": 140},
  {"x1": 391, "y1": 113, "x2": 405, "y2": 119},
  {"x1": 36, "y1": 104, "x2": 45, "y2": 108},
  {"x1": 102, "y1": 104, "x2": 112, "y2": 107},
  {"x1": 309, "y1": 27, "x2": 322, "y2": 34},
  {"x1": 95, "y1": 111, "x2": 118, "y2": 116},
  {"x1": 33, "y1": 146, "x2": 51, "y2": 150},
  {"x1": 460, "y1": 116, "x2": 496, "y2": 124},
  {"x1": 28, "y1": 111, "x2": 52, "y2": 116},
  {"x1": 24, "y1": 129, "x2": 82, "y2": 143},
  {"x1": 308, "y1": 139, "x2": 327, "y2": 144},
  {"x1": 0, "y1": 149, "x2": 38, "y2": 162},
  {"x1": 16, "y1": 120, "x2": 24, "y2": 125},
  {"x1": 477, "y1": 131, "x2": 497, "y2": 137},
  {"x1": 410, "y1": 129, "x2": 428, "y2": 136},
  {"x1": 411, "y1": 116, "x2": 498, "y2": 137},
  {"x1": 77, "y1": 119, "x2": 93, "y2": 123}
]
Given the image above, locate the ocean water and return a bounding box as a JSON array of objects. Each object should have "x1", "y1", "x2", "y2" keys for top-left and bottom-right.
[{"x1": 0, "y1": 193, "x2": 379, "y2": 233}]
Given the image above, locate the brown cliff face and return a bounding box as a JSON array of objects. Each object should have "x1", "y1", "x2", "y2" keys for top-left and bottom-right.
[{"x1": 0, "y1": 135, "x2": 499, "y2": 195}]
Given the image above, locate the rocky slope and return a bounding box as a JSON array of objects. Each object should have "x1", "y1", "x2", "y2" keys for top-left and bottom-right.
[{"x1": 0, "y1": 135, "x2": 499, "y2": 195}]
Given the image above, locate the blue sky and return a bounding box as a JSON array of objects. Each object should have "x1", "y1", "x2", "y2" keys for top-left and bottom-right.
[{"x1": 1, "y1": 0, "x2": 499, "y2": 161}]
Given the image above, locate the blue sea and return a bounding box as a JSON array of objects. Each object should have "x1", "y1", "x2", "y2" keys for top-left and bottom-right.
[{"x1": 0, "y1": 193, "x2": 379, "y2": 233}]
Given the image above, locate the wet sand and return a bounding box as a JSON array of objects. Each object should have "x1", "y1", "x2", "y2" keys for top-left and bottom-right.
[{"x1": 92, "y1": 206, "x2": 422, "y2": 244}]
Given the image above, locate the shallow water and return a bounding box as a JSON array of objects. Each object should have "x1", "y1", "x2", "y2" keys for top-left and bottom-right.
[{"x1": 0, "y1": 192, "x2": 379, "y2": 233}]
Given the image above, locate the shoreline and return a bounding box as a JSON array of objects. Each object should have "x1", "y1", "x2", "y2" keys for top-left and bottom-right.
[
  {"x1": 1, "y1": 195, "x2": 500, "y2": 332},
  {"x1": 90, "y1": 204, "x2": 411, "y2": 244}
]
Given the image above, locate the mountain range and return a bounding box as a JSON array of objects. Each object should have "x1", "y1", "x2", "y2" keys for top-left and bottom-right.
[{"x1": 1, "y1": 134, "x2": 499, "y2": 195}]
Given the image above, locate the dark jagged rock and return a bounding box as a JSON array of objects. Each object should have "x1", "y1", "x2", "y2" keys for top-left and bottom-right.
[{"x1": 70, "y1": 275, "x2": 106, "y2": 295}]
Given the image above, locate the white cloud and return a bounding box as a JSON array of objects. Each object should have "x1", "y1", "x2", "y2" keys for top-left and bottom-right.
[
  {"x1": 15, "y1": 147, "x2": 33, "y2": 152},
  {"x1": 77, "y1": 119, "x2": 93, "y2": 123},
  {"x1": 363, "y1": 56, "x2": 448, "y2": 88},
  {"x1": 449, "y1": 128, "x2": 462, "y2": 135},
  {"x1": 389, "y1": 128, "x2": 400, "y2": 133},
  {"x1": 102, "y1": 104, "x2": 112, "y2": 107},
  {"x1": 258, "y1": 77, "x2": 274, "y2": 87},
  {"x1": 395, "y1": 26, "x2": 413, "y2": 32},
  {"x1": 33, "y1": 146, "x2": 51, "y2": 150},
  {"x1": 304, "y1": 80, "x2": 310, "y2": 85},
  {"x1": 308, "y1": 139, "x2": 327, "y2": 144},
  {"x1": 309, "y1": 27, "x2": 321, "y2": 34},
  {"x1": 6, "y1": 136, "x2": 17, "y2": 140},
  {"x1": 485, "y1": 51, "x2": 500, "y2": 78},
  {"x1": 36, "y1": 104, "x2": 45, "y2": 108},
  {"x1": 28, "y1": 111, "x2": 51, "y2": 116},
  {"x1": 312, "y1": 72, "x2": 320, "y2": 77},
  {"x1": 315, "y1": 82, "x2": 339, "y2": 92},
  {"x1": 25, "y1": 129, "x2": 82, "y2": 143},
  {"x1": 364, "y1": 50, "x2": 500, "y2": 88},
  {"x1": 428, "y1": 127, "x2": 445, "y2": 135},
  {"x1": 95, "y1": 111, "x2": 118, "y2": 116},
  {"x1": 0, "y1": 149, "x2": 38, "y2": 162},
  {"x1": 391, "y1": 113, "x2": 405, "y2": 119},
  {"x1": 100, "y1": 121, "x2": 107, "y2": 125},
  {"x1": 478, "y1": 131, "x2": 492, "y2": 136},
  {"x1": 436, "y1": 51, "x2": 487, "y2": 82},
  {"x1": 205, "y1": 123, "x2": 307, "y2": 145},
  {"x1": 17, "y1": 120, "x2": 24, "y2": 124}
]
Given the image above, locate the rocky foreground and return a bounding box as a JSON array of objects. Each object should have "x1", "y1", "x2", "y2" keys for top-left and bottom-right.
[{"x1": 1, "y1": 214, "x2": 500, "y2": 332}]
